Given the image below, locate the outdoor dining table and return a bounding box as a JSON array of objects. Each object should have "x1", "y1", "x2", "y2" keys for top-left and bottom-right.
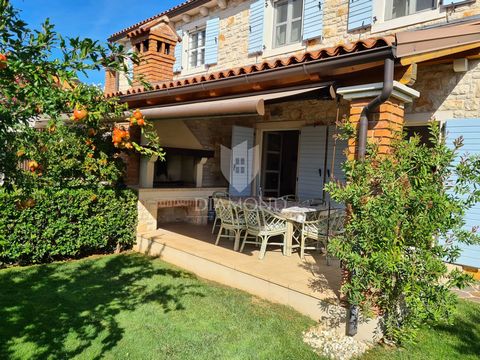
[
  {"x1": 267, "y1": 201, "x2": 327, "y2": 256},
  {"x1": 229, "y1": 197, "x2": 326, "y2": 256}
]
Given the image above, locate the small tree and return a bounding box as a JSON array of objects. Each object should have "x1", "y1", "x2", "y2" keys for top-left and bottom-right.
[
  {"x1": 325, "y1": 121, "x2": 480, "y2": 344},
  {"x1": 0, "y1": 0, "x2": 163, "y2": 189},
  {"x1": 0, "y1": 0, "x2": 164, "y2": 264}
]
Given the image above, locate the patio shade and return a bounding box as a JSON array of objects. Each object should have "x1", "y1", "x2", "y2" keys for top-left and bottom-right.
[{"x1": 139, "y1": 84, "x2": 333, "y2": 120}]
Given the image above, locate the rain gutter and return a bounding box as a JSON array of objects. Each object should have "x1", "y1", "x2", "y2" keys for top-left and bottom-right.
[{"x1": 120, "y1": 46, "x2": 395, "y2": 103}]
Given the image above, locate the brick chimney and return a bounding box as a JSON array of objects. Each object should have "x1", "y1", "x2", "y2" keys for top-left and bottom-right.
[
  {"x1": 104, "y1": 69, "x2": 117, "y2": 95},
  {"x1": 128, "y1": 16, "x2": 180, "y2": 86}
]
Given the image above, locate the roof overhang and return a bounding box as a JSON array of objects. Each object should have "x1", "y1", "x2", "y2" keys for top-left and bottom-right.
[
  {"x1": 117, "y1": 44, "x2": 395, "y2": 108},
  {"x1": 396, "y1": 19, "x2": 480, "y2": 65}
]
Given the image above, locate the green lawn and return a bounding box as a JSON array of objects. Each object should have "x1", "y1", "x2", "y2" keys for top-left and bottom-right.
[
  {"x1": 363, "y1": 299, "x2": 480, "y2": 360},
  {"x1": 1, "y1": 253, "x2": 479, "y2": 360},
  {"x1": 0, "y1": 253, "x2": 318, "y2": 360}
]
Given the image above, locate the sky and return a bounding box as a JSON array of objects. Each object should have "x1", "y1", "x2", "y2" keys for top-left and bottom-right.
[{"x1": 11, "y1": 0, "x2": 180, "y2": 85}]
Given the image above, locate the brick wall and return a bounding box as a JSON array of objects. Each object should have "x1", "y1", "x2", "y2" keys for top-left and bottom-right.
[{"x1": 348, "y1": 99, "x2": 405, "y2": 158}]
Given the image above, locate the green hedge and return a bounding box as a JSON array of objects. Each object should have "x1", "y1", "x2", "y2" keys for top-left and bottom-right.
[{"x1": 0, "y1": 187, "x2": 138, "y2": 265}]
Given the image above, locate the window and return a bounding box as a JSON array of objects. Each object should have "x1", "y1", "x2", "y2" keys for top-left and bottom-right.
[
  {"x1": 385, "y1": 0, "x2": 437, "y2": 20},
  {"x1": 273, "y1": 0, "x2": 303, "y2": 48},
  {"x1": 188, "y1": 29, "x2": 206, "y2": 69}
]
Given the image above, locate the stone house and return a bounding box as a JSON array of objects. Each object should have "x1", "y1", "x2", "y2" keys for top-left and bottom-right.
[{"x1": 104, "y1": 0, "x2": 480, "y2": 332}]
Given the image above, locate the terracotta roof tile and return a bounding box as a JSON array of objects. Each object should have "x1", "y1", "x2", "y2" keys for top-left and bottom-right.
[
  {"x1": 109, "y1": 0, "x2": 200, "y2": 41},
  {"x1": 106, "y1": 36, "x2": 395, "y2": 98}
]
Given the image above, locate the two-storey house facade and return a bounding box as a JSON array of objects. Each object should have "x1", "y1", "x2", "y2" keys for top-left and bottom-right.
[{"x1": 105, "y1": 0, "x2": 480, "y2": 275}]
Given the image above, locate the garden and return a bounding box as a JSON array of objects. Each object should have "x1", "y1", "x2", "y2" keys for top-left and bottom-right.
[
  {"x1": 0, "y1": 0, "x2": 479, "y2": 359},
  {"x1": 0, "y1": 253, "x2": 478, "y2": 359}
]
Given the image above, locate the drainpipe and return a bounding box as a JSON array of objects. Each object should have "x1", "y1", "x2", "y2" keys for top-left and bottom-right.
[
  {"x1": 347, "y1": 56, "x2": 395, "y2": 337},
  {"x1": 357, "y1": 57, "x2": 395, "y2": 160}
]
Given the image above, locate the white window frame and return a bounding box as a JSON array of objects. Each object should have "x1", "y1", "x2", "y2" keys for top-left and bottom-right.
[
  {"x1": 371, "y1": 0, "x2": 445, "y2": 33},
  {"x1": 263, "y1": 0, "x2": 306, "y2": 59},
  {"x1": 187, "y1": 28, "x2": 206, "y2": 70},
  {"x1": 385, "y1": 0, "x2": 437, "y2": 21},
  {"x1": 272, "y1": 0, "x2": 303, "y2": 48}
]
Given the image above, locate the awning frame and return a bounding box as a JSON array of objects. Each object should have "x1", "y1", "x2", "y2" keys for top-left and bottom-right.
[{"x1": 139, "y1": 82, "x2": 335, "y2": 120}]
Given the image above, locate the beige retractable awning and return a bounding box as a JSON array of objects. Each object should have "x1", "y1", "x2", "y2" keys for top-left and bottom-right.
[{"x1": 140, "y1": 84, "x2": 333, "y2": 120}]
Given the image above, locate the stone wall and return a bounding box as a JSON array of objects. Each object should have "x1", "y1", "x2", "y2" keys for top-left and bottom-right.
[
  {"x1": 265, "y1": 98, "x2": 350, "y2": 123},
  {"x1": 408, "y1": 60, "x2": 480, "y2": 119},
  {"x1": 319, "y1": 0, "x2": 480, "y2": 48},
  {"x1": 169, "y1": 0, "x2": 480, "y2": 78},
  {"x1": 184, "y1": 116, "x2": 257, "y2": 187},
  {"x1": 111, "y1": 1, "x2": 480, "y2": 120}
]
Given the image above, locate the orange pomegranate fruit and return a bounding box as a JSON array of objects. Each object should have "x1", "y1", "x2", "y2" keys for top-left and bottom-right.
[
  {"x1": 28, "y1": 160, "x2": 39, "y2": 172},
  {"x1": 73, "y1": 108, "x2": 88, "y2": 121},
  {"x1": 133, "y1": 109, "x2": 143, "y2": 120},
  {"x1": 0, "y1": 53, "x2": 7, "y2": 69}
]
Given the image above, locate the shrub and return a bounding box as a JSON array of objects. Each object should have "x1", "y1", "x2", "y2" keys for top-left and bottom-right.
[
  {"x1": 0, "y1": 187, "x2": 138, "y2": 265},
  {"x1": 325, "y1": 123, "x2": 479, "y2": 344}
]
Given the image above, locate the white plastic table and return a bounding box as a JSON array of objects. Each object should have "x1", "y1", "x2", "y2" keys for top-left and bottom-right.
[{"x1": 270, "y1": 202, "x2": 327, "y2": 256}]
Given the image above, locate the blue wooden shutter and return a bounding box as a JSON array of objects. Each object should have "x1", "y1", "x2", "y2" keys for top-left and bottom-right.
[
  {"x1": 205, "y1": 17, "x2": 220, "y2": 66},
  {"x1": 297, "y1": 126, "x2": 327, "y2": 202},
  {"x1": 445, "y1": 119, "x2": 480, "y2": 268},
  {"x1": 303, "y1": 0, "x2": 324, "y2": 41},
  {"x1": 173, "y1": 29, "x2": 183, "y2": 73},
  {"x1": 248, "y1": 0, "x2": 265, "y2": 55},
  {"x1": 325, "y1": 125, "x2": 348, "y2": 207},
  {"x1": 347, "y1": 0, "x2": 373, "y2": 31}
]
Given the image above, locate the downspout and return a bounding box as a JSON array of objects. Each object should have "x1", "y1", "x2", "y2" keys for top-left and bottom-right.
[
  {"x1": 357, "y1": 57, "x2": 395, "y2": 160},
  {"x1": 347, "y1": 56, "x2": 395, "y2": 337}
]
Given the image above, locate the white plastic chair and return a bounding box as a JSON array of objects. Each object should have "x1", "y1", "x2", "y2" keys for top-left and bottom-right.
[
  {"x1": 300, "y1": 209, "x2": 345, "y2": 263},
  {"x1": 240, "y1": 204, "x2": 287, "y2": 260},
  {"x1": 211, "y1": 191, "x2": 229, "y2": 234},
  {"x1": 215, "y1": 198, "x2": 245, "y2": 250}
]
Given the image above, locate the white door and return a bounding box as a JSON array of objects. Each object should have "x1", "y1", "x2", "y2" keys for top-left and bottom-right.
[
  {"x1": 227, "y1": 126, "x2": 255, "y2": 196},
  {"x1": 297, "y1": 126, "x2": 327, "y2": 201}
]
